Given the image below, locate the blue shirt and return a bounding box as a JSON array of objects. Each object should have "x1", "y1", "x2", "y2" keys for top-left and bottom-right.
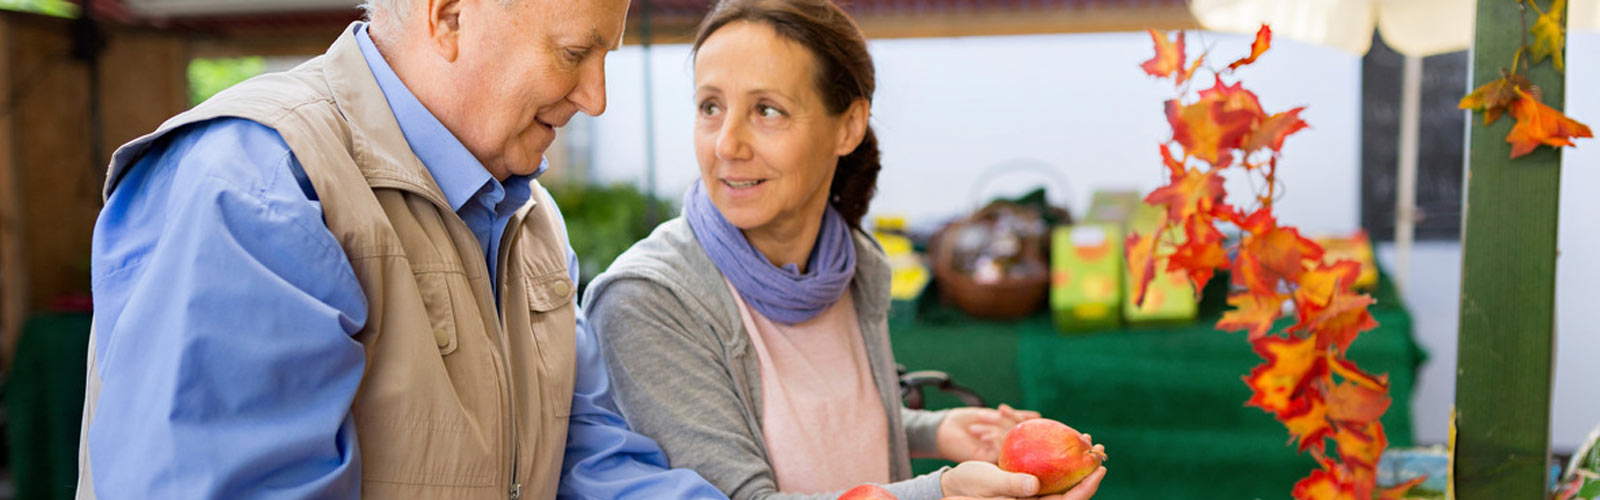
[{"x1": 87, "y1": 23, "x2": 726, "y2": 499}]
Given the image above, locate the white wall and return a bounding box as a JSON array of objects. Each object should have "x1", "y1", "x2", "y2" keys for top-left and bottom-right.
[{"x1": 587, "y1": 31, "x2": 1362, "y2": 234}]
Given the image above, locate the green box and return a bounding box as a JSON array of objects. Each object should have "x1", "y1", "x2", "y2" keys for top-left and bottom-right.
[
  {"x1": 1051, "y1": 224, "x2": 1123, "y2": 332},
  {"x1": 1084, "y1": 190, "x2": 1146, "y2": 227}
]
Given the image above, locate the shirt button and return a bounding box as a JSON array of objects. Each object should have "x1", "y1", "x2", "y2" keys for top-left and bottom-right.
[
  {"x1": 434, "y1": 328, "x2": 450, "y2": 347},
  {"x1": 551, "y1": 281, "x2": 571, "y2": 299}
]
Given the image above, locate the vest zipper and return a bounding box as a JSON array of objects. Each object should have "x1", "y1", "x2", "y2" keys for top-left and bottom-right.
[{"x1": 496, "y1": 215, "x2": 525, "y2": 500}]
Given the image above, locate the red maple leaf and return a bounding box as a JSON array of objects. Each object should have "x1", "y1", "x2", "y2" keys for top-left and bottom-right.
[
  {"x1": 1506, "y1": 88, "x2": 1594, "y2": 158},
  {"x1": 1159, "y1": 143, "x2": 1186, "y2": 180},
  {"x1": 1244, "y1": 335, "x2": 1327, "y2": 416},
  {"x1": 1233, "y1": 209, "x2": 1324, "y2": 296},
  {"x1": 1280, "y1": 394, "x2": 1334, "y2": 453},
  {"x1": 1140, "y1": 29, "x2": 1186, "y2": 80},
  {"x1": 1333, "y1": 422, "x2": 1388, "y2": 469},
  {"x1": 1166, "y1": 77, "x2": 1266, "y2": 166},
  {"x1": 1228, "y1": 24, "x2": 1273, "y2": 70},
  {"x1": 1326, "y1": 380, "x2": 1391, "y2": 425}
]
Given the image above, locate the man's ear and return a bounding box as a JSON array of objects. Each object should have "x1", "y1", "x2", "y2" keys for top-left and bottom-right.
[
  {"x1": 835, "y1": 98, "x2": 870, "y2": 156},
  {"x1": 427, "y1": 0, "x2": 463, "y2": 62}
]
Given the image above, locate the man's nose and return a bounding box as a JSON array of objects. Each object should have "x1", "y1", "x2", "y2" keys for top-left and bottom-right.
[{"x1": 571, "y1": 60, "x2": 607, "y2": 116}]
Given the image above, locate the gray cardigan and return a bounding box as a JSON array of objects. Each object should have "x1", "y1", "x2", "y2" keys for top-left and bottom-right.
[{"x1": 583, "y1": 218, "x2": 948, "y2": 500}]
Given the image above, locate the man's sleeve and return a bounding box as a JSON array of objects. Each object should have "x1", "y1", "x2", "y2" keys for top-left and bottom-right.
[
  {"x1": 87, "y1": 119, "x2": 368, "y2": 498},
  {"x1": 544, "y1": 190, "x2": 727, "y2": 500}
]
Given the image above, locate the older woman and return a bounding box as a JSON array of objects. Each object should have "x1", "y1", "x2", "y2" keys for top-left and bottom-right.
[{"x1": 582, "y1": 1, "x2": 1105, "y2": 499}]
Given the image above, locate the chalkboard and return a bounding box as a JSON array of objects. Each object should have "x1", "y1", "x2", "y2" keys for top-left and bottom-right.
[{"x1": 1361, "y1": 34, "x2": 1469, "y2": 242}]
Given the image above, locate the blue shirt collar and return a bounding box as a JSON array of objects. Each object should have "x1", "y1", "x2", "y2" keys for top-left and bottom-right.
[{"x1": 353, "y1": 23, "x2": 543, "y2": 213}]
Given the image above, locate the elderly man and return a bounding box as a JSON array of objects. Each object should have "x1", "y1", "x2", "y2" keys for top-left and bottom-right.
[{"x1": 77, "y1": 0, "x2": 725, "y2": 498}]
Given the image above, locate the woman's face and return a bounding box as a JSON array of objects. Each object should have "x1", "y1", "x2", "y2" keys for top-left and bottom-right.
[{"x1": 693, "y1": 21, "x2": 866, "y2": 235}]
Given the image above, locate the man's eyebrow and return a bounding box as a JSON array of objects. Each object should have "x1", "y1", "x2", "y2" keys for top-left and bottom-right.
[{"x1": 591, "y1": 29, "x2": 618, "y2": 51}]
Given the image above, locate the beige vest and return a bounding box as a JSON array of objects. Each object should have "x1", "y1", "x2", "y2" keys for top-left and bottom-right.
[{"x1": 79, "y1": 24, "x2": 576, "y2": 500}]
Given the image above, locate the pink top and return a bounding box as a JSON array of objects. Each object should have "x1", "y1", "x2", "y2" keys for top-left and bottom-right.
[{"x1": 725, "y1": 279, "x2": 892, "y2": 493}]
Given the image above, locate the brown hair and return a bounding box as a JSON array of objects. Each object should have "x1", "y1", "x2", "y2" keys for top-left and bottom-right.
[{"x1": 692, "y1": 0, "x2": 880, "y2": 230}]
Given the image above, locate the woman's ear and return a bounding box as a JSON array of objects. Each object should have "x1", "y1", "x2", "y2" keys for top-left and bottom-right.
[
  {"x1": 835, "y1": 98, "x2": 871, "y2": 156},
  {"x1": 427, "y1": 0, "x2": 463, "y2": 62}
]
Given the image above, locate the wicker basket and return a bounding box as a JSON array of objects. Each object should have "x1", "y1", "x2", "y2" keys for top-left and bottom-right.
[{"x1": 930, "y1": 203, "x2": 1051, "y2": 320}]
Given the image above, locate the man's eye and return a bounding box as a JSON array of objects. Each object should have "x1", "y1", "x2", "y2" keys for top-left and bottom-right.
[{"x1": 565, "y1": 48, "x2": 588, "y2": 61}]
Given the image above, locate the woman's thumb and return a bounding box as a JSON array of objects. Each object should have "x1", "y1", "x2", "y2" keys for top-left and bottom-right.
[{"x1": 989, "y1": 470, "x2": 1040, "y2": 497}]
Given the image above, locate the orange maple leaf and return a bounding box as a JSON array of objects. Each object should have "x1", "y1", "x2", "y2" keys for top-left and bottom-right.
[
  {"x1": 1244, "y1": 335, "x2": 1327, "y2": 415},
  {"x1": 1291, "y1": 261, "x2": 1378, "y2": 352},
  {"x1": 1292, "y1": 467, "x2": 1359, "y2": 500},
  {"x1": 1379, "y1": 476, "x2": 1429, "y2": 500},
  {"x1": 1141, "y1": 29, "x2": 1186, "y2": 80},
  {"x1": 1280, "y1": 394, "x2": 1334, "y2": 452},
  {"x1": 1217, "y1": 292, "x2": 1286, "y2": 340},
  {"x1": 1506, "y1": 88, "x2": 1593, "y2": 158},
  {"x1": 1243, "y1": 107, "x2": 1310, "y2": 152},
  {"x1": 1459, "y1": 73, "x2": 1533, "y2": 126},
  {"x1": 1228, "y1": 24, "x2": 1272, "y2": 71},
  {"x1": 1126, "y1": 229, "x2": 1161, "y2": 307},
  {"x1": 1233, "y1": 209, "x2": 1324, "y2": 296},
  {"x1": 1328, "y1": 354, "x2": 1389, "y2": 392},
  {"x1": 1146, "y1": 167, "x2": 1227, "y2": 226},
  {"x1": 1168, "y1": 215, "x2": 1228, "y2": 292}
]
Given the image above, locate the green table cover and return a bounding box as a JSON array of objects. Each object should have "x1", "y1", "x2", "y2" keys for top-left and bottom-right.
[
  {"x1": 890, "y1": 272, "x2": 1424, "y2": 500},
  {"x1": 6, "y1": 313, "x2": 91, "y2": 500}
]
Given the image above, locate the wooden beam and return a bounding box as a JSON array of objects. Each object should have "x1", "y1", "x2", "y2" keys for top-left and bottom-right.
[
  {"x1": 1453, "y1": 0, "x2": 1564, "y2": 498},
  {"x1": 185, "y1": 27, "x2": 341, "y2": 59},
  {"x1": 622, "y1": 5, "x2": 1199, "y2": 45}
]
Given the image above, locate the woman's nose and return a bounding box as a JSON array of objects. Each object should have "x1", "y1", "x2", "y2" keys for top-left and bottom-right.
[{"x1": 715, "y1": 118, "x2": 752, "y2": 161}]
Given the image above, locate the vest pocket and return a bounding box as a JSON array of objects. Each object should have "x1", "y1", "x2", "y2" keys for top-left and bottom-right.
[
  {"x1": 414, "y1": 272, "x2": 460, "y2": 356},
  {"x1": 522, "y1": 269, "x2": 574, "y2": 311}
]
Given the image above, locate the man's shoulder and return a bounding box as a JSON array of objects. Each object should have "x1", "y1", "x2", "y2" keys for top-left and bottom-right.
[{"x1": 133, "y1": 117, "x2": 313, "y2": 206}]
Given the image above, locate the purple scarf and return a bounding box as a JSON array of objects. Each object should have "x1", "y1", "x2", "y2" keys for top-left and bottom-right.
[{"x1": 684, "y1": 180, "x2": 857, "y2": 325}]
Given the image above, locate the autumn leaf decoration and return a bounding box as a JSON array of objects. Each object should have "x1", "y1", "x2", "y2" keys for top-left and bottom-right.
[
  {"x1": 1135, "y1": 25, "x2": 1416, "y2": 500},
  {"x1": 1458, "y1": 0, "x2": 1592, "y2": 158}
]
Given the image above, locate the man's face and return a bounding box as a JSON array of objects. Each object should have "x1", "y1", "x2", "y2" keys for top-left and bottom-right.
[{"x1": 446, "y1": 0, "x2": 628, "y2": 179}]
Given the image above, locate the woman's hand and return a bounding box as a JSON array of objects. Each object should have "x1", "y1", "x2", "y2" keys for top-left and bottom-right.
[
  {"x1": 1035, "y1": 466, "x2": 1106, "y2": 500},
  {"x1": 938, "y1": 461, "x2": 1041, "y2": 498},
  {"x1": 936, "y1": 404, "x2": 1041, "y2": 463},
  {"x1": 940, "y1": 465, "x2": 1106, "y2": 500}
]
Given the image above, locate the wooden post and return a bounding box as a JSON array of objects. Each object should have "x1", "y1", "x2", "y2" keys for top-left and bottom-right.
[
  {"x1": 1453, "y1": 0, "x2": 1564, "y2": 498},
  {"x1": 0, "y1": 15, "x2": 25, "y2": 368}
]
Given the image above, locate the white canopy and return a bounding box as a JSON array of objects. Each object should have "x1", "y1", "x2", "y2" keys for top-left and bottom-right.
[{"x1": 1191, "y1": 0, "x2": 1598, "y2": 57}]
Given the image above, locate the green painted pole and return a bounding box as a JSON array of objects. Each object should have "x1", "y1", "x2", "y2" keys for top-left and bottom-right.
[{"x1": 1453, "y1": 0, "x2": 1564, "y2": 498}]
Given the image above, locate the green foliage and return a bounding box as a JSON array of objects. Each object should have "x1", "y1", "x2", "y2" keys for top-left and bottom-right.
[
  {"x1": 0, "y1": 0, "x2": 77, "y2": 17},
  {"x1": 188, "y1": 57, "x2": 266, "y2": 106},
  {"x1": 550, "y1": 182, "x2": 674, "y2": 292}
]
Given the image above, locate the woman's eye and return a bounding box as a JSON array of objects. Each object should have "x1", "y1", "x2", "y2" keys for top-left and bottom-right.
[
  {"x1": 757, "y1": 105, "x2": 783, "y2": 119},
  {"x1": 700, "y1": 101, "x2": 722, "y2": 116}
]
